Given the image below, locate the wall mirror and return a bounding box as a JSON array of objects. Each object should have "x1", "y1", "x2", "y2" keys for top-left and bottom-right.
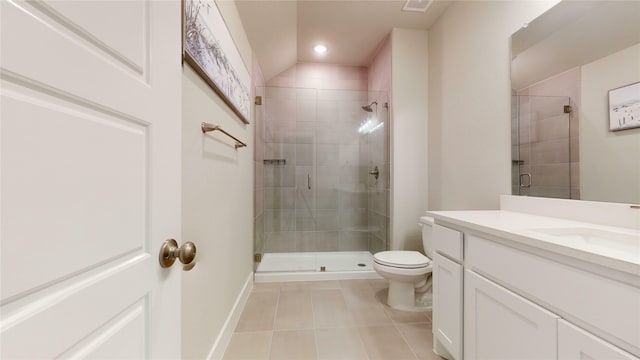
[{"x1": 510, "y1": 0, "x2": 640, "y2": 204}]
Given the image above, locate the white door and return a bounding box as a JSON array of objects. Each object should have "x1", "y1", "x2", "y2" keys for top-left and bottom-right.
[
  {"x1": 464, "y1": 270, "x2": 559, "y2": 360},
  {"x1": 1, "y1": 0, "x2": 182, "y2": 358}
]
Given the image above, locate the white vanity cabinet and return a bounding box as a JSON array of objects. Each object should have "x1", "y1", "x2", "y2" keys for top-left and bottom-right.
[{"x1": 430, "y1": 220, "x2": 640, "y2": 360}]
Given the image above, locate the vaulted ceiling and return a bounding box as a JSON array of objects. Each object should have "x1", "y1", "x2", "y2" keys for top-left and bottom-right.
[{"x1": 235, "y1": 0, "x2": 452, "y2": 81}]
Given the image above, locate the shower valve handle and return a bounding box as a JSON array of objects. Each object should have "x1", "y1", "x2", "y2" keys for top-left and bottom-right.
[{"x1": 369, "y1": 166, "x2": 379, "y2": 180}]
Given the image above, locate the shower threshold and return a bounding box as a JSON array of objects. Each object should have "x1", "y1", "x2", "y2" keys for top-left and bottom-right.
[{"x1": 254, "y1": 251, "x2": 382, "y2": 283}]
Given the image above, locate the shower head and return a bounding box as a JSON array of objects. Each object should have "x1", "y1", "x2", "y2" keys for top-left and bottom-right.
[{"x1": 362, "y1": 101, "x2": 378, "y2": 112}]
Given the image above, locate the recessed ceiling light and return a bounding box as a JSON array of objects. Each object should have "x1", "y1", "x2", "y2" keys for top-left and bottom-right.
[{"x1": 313, "y1": 44, "x2": 328, "y2": 54}]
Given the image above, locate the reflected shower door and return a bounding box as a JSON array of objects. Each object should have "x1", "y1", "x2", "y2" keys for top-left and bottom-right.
[{"x1": 513, "y1": 95, "x2": 573, "y2": 199}]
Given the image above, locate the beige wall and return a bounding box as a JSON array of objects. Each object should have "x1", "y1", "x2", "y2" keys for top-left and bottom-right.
[
  {"x1": 428, "y1": 1, "x2": 558, "y2": 210},
  {"x1": 581, "y1": 43, "x2": 640, "y2": 204},
  {"x1": 267, "y1": 62, "x2": 368, "y2": 90},
  {"x1": 181, "y1": 1, "x2": 256, "y2": 358},
  {"x1": 390, "y1": 28, "x2": 429, "y2": 251},
  {"x1": 369, "y1": 35, "x2": 391, "y2": 93}
]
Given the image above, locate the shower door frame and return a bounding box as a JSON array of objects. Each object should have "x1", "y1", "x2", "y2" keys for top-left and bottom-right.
[{"x1": 254, "y1": 86, "x2": 390, "y2": 271}]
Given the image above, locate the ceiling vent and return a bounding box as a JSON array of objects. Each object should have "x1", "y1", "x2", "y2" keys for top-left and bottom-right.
[{"x1": 402, "y1": 0, "x2": 433, "y2": 13}]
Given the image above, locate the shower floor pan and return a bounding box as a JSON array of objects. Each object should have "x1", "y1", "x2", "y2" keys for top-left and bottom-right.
[{"x1": 254, "y1": 251, "x2": 382, "y2": 283}]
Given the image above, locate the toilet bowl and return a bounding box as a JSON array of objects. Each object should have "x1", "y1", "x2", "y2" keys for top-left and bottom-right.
[{"x1": 373, "y1": 216, "x2": 434, "y2": 311}]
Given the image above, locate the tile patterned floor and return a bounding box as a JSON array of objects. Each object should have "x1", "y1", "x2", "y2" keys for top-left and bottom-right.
[{"x1": 222, "y1": 279, "x2": 445, "y2": 360}]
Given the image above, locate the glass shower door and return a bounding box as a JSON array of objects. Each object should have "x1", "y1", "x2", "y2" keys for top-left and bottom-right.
[
  {"x1": 513, "y1": 95, "x2": 572, "y2": 198},
  {"x1": 255, "y1": 86, "x2": 389, "y2": 273}
]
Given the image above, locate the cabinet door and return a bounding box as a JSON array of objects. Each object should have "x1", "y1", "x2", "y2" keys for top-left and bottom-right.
[
  {"x1": 464, "y1": 270, "x2": 559, "y2": 360},
  {"x1": 558, "y1": 320, "x2": 640, "y2": 360},
  {"x1": 433, "y1": 252, "x2": 463, "y2": 360}
]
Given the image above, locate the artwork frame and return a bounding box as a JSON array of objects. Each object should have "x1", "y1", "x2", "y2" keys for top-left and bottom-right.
[
  {"x1": 183, "y1": 0, "x2": 251, "y2": 124},
  {"x1": 608, "y1": 81, "x2": 640, "y2": 131}
]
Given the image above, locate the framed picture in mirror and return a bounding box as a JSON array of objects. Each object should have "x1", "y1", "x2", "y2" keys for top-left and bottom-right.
[{"x1": 609, "y1": 81, "x2": 640, "y2": 131}]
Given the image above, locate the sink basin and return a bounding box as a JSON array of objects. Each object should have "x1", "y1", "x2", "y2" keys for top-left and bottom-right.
[{"x1": 529, "y1": 227, "x2": 640, "y2": 253}]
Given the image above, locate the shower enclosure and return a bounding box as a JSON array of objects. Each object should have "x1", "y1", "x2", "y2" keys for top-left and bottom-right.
[
  {"x1": 254, "y1": 86, "x2": 389, "y2": 278},
  {"x1": 512, "y1": 95, "x2": 577, "y2": 199}
]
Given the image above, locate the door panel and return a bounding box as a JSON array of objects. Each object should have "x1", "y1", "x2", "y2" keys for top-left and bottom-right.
[
  {"x1": 464, "y1": 270, "x2": 559, "y2": 360},
  {"x1": 1, "y1": 257, "x2": 150, "y2": 358},
  {"x1": 1, "y1": 89, "x2": 147, "y2": 300},
  {"x1": 558, "y1": 320, "x2": 639, "y2": 360},
  {"x1": 60, "y1": 299, "x2": 147, "y2": 359},
  {"x1": 1, "y1": 0, "x2": 181, "y2": 358},
  {"x1": 433, "y1": 252, "x2": 463, "y2": 360},
  {"x1": 1, "y1": 1, "x2": 151, "y2": 119},
  {"x1": 38, "y1": 0, "x2": 148, "y2": 71}
]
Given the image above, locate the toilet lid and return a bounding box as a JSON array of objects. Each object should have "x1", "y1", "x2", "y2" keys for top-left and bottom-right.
[{"x1": 373, "y1": 251, "x2": 431, "y2": 269}]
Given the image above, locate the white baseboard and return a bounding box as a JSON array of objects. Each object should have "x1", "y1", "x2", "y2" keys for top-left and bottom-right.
[{"x1": 207, "y1": 273, "x2": 254, "y2": 360}]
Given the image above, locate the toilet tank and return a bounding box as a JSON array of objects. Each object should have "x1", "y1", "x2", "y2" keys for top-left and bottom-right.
[{"x1": 419, "y1": 216, "x2": 435, "y2": 258}]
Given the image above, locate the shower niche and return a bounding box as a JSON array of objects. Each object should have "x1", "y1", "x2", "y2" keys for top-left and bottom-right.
[{"x1": 254, "y1": 85, "x2": 389, "y2": 276}]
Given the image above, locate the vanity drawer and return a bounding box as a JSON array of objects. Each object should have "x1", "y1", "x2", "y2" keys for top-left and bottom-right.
[
  {"x1": 466, "y1": 235, "x2": 640, "y2": 357},
  {"x1": 433, "y1": 224, "x2": 463, "y2": 262}
]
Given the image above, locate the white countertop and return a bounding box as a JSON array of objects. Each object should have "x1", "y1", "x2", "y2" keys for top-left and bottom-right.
[{"x1": 426, "y1": 210, "x2": 640, "y2": 276}]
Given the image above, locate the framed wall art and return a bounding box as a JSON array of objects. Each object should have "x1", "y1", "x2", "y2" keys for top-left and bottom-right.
[
  {"x1": 183, "y1": 0, "x2": 251, "y2": 124},
  {"x1": 609, "y1": 81, "x2": 640, "y2": 131}
]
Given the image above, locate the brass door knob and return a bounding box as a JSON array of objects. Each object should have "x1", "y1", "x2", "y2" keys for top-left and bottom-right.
[{"x1": 159, "y1": 239, "x2": 197, "y2": 270}]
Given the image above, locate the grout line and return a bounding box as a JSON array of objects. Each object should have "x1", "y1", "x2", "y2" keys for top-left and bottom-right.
[
  {"x1": 265, "y1": 330, "x2": 274, "y2": 360},
  {"x1": 310, "y1": 291, "x2": 320, "y2": 360},
  {"x1": 340, "y1": 283, "x2": 372, "y2": 360},
  {"x1": 374, "y1": 281, "x2": 420, "y2": 360},
  {"x1": 271, "y1": 286, "x2": 281, "y2": 328},
  {"x1": 266, "y1": 286, "x2": 281, "y2": 360},
  {"x1": 393, "y1": 319, "x2": 421, "y2": 360}
]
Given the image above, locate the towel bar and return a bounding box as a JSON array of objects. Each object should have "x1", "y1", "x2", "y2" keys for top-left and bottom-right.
[{"x1": 201, "y1": 122, "x2": 247, "y2": 149}]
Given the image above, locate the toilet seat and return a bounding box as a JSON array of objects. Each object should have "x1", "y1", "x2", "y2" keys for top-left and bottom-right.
[{"x1": 373, "y1": 250, "x2": 431, "y2": 269}]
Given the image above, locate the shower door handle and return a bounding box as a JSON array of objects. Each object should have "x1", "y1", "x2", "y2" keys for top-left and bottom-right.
[
  {"x1": 520, "y1": 173, "x2": 532, "y2": 188},
  {"x1": 308, "y1": 174, "x2": 311, "y2": 190}
]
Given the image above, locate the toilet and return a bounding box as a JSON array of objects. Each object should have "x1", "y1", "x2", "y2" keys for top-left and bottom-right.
[{"x1": 373, "y1": 216, "x2": 434, "y2": 311}]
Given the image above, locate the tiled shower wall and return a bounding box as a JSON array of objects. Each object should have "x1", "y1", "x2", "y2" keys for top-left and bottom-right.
[{"x1": 255, "y1": 63, "x2": 389, "y2": 254}]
